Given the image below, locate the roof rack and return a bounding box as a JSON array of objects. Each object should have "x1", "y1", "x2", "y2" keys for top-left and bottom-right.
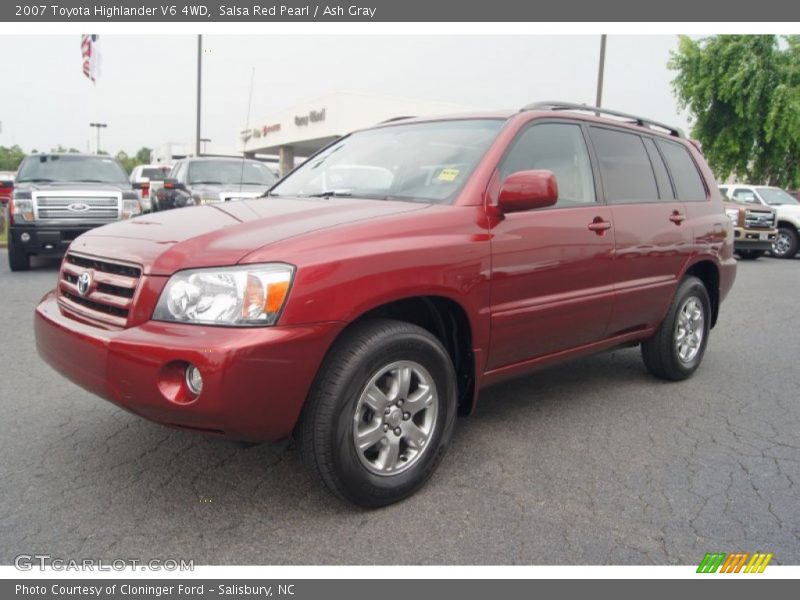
[
  {"x1": 380, "y1": 115, "x2": 417, "y2": 124},
  {"x1": 522, "y1": 101, "x2": 685, "y2": 138}
]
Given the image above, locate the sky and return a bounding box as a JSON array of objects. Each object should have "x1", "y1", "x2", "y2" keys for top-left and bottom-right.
[{"x1": 0, "y1": 34, "x2": 690, "y2": 156}]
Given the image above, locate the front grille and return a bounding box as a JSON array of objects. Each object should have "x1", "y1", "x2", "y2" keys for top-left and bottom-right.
[
  {"x1": 34, "y1": 192, "x2": 121, "y2": 222},
  {"x1": 58, "y1": 253, "x2": 142, "y2": 328},
  {"x1": 744, "y1": 209, "x2": 776, "y2": 229}
]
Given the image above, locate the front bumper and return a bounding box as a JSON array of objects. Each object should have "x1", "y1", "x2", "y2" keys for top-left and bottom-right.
[
  {"x1": 10, "y1": 224, "x2": 92, "y2": 256},
  {"x1": 35, "y1": 292, "x2": 343, "y2": 442},
  {"x1": 733, "y1": 227, "x2": 777, "y2": 251}
]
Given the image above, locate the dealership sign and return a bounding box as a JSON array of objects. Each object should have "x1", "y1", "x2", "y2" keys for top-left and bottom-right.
[
  {"x1": 295, "y1": 109, "x2": 326, "y2": 126},
  {"x1": 241, "y1": 122, "x2": 281, "y2": 143}
]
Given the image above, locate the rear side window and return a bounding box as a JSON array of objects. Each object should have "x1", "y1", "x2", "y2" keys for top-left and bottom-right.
[
  {"x1": 589, "y1": 127, "x2": 658, "y2": 203},
  {"x1": 642, "y1": 138, "x2": 675, "y2": 200},
  {"x1": 656, "y1": 140, "x2": 707, "y2": 201}
]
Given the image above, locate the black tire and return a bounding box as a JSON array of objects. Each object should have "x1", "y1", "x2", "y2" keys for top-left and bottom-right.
[
  {"x1": 770, "y1": 226, "x2": 799, "y2": 259},
  {"x1": 736, "y1": 249, "x2": 764, "y2": 260},
  {"x1": 641, "y1": 276, "x2": 711, "y2": 381},
  {"x1": 297, "y1": 319, "x2": 457, "y2": 508},
  {"x1": 7, "y1": 235, "x2": 31, "y2": 272}
]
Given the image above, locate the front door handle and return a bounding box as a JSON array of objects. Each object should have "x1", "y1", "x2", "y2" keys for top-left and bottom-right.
[
  {"x1": 588, "y1": 218, "x2": 612, "y2": 234},
  {"x1": 669, "y1": 211, "x2": 686, "y2": 224}
]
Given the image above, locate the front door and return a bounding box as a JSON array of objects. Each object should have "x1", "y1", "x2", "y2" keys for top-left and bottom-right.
[{"x1": 487, "y1": 121, "x2": 615, "y2": 370}]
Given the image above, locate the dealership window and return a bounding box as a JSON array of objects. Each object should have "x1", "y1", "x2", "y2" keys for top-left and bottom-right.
[
  {"x1": 499, "y1": 123, "x2": 596, "y2": 207},
  {"x1": 589, "y1": 127, "x2": 659, "y2": 203},
  {"x1": 656, "y1": 140, "x2": 707, "y2": 201}
]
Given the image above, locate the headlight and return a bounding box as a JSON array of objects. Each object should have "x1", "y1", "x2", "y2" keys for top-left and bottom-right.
[
  {"x1": 122, "y1": 199, "x2": 141, "y2": 219},
  {"x1": 153, "y1": 264, "x2": 294, "y2": 326},
  {"x1": 725, "y1": 208, "x2": 740, "y2": 225},
  {"x1": 10, "y1": 197, "x2": 34, "y2": 222}
]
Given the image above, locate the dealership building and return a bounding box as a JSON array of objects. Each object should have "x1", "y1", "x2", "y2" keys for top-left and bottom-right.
[{"x1": 241, "y1": 92, "x2": 476, "y2": 174}]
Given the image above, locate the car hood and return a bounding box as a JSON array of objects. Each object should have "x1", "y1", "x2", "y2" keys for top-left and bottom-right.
[
  {"x1": 15, "y1": 181, "x2": 133, "y2": 193},
  {"x1": 70, "y1": 196, "x2": 430, "y2": 275},
  {"x1": 190, "y1": 183, "x2": 270, "y2": 195}
]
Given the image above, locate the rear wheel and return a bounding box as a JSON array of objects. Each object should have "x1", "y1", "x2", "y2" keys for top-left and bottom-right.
[
  {"x1": 297, "y1": 319, "x2": 457, "y2": 508},
  {"x1": 642, "y1": 276, "x2": 710, "y2": 381},
  {"x1": 736, "y1": 249, "x2": 764, "y2": 260},
  {"x1": 771, "y1": 226, "x2": 799, "y2": 259},
  {"x1": 7, "y1": 235, "x2": 31, "y2": 271}
]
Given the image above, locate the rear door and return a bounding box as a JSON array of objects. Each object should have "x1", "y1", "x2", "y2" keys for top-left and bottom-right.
[
  {"x1": 587, "y1": 127, "x2": 694, "y2": 335},
  {"x1": 487, "y1": 121, "x2": 615, "y2": 369}
]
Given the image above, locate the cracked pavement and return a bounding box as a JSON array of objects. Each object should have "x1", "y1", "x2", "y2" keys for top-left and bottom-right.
[{"x1": 1, "y1": 250, "x2": 798, "y2": 565}]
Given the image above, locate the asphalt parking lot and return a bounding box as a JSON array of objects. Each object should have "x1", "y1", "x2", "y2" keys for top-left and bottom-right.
[{"x1": 1, "y1": 250, "x2": 798, "y2": 565}]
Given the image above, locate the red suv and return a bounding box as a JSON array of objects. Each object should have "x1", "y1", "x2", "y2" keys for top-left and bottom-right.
[{"x1": 35, "y1": 103, "x2": 736, "y2": 507}]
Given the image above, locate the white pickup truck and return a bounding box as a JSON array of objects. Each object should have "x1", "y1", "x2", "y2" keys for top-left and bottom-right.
[{"x1": 720, "y1": 185, "x2": 800, "y2": 259}]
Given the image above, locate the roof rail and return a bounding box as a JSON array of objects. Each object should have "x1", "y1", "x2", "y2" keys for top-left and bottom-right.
[{"x1": 522, "y1": 101, "x2": 685, "y2": 138}]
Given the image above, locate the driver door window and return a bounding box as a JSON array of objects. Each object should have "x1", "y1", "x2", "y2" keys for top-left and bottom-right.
[{"x1": 499, "y1": 123, "x2": 596, "y2": 208}]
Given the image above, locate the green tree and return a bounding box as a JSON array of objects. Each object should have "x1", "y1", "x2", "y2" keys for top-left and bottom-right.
[
  {"x1": 0, "y1": 145, "x2": 26, "y2": 171},
  {"x1": 670, "y1": 35, "x2": 800, "y2": 188}
]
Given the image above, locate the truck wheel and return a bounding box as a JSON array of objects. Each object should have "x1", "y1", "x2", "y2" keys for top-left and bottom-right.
[
  {"x1": 7, "y1": 235, "x2": 31, "y2": 271},
  {"x1": 770, "y1": 226, "x2": 799, "y2": 258},
  {"x1": 297, "y1": 319, "x2": 457, "y2": 508},
  {"x1": 736, "y1": 249, "x2": 764, "y2": 260},
  {"x1": 641, "y1": 276, "x2": 710, "y2": 381}
]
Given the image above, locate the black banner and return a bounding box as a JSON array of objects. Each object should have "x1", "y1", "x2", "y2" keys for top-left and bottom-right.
[{"x1": 3, "y1": 0, "x2": 800, "y2": 22}]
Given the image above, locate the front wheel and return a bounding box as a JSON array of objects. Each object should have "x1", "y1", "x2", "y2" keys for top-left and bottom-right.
[
  {"x1": 7, "y1": 235, "x2": 31, "y2": 271},
  {"x1": 297, "y1": 319, "x2": 457, "y2": 508},
  {"x1": 770, "y1": 226, "x2": 799, "y2": 259},
  {"x1": 641, "y1": 276, "x2": 711, "y2": 381}
]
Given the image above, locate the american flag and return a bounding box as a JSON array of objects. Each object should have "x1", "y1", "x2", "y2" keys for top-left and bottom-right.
[{"x1": 81, "y1": 34, "x2": 100, "y2": 83}]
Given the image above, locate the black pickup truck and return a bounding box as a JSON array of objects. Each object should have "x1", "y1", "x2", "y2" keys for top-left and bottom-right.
[{"x1": 7, "y1": 153, "x2": 141, "y2": 271}]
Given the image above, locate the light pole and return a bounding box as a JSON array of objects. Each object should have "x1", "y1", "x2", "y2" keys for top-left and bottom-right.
[
  {"x1": 200, "y1": 138, "x2": 211, "y2": 155},
  {"x1": 595, "y1": 34, "x2": 607, "y2": 108},
  {"x1": 195, "y1": 35, "x2": 202, "y2": 157},
  {"x1": 89, "y1": 122, "x2": 107, "y2": 154}
]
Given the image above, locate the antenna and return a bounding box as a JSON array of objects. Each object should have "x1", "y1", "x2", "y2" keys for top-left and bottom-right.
[{"x1": 239, "y1": 66, "x2": 256, "y2": 194}]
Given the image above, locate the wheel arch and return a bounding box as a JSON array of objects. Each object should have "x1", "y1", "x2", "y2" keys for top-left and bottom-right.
[
  {"x1": 683, "y1": 259, "x2": 720, "y2": 328},
  {"x1": 329, "y1": 295, "x2": 477, "y2": 416}
]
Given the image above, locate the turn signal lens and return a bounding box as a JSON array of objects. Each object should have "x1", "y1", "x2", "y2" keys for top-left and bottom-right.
[{"x1": 266, "y1": 280, "x2": 290, "y2": 314}]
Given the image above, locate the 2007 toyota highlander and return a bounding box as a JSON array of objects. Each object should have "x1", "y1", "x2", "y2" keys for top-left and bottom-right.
[{"x1": 35, "y1": 102, "x2": 736, "y2": 507}]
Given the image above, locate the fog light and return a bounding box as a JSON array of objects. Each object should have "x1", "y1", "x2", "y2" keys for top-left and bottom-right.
[
  {"x1": 185, "y1": 365, "x2": 203, "y2": 395},
  {"x1": 20, "y1": 232, "x2": 30, "y2": 242}
]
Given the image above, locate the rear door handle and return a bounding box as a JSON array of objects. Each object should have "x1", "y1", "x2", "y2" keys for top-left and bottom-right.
[
  {"x1": 669, "y1": 211, "x2": 686, "y2": 224},
  {"x1": 588, "y1": 218, "x2": 612, "y2": 233}
]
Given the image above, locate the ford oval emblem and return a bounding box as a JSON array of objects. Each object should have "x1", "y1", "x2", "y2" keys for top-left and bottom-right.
[
  {"x1": 77, "y1": 271, "x2": 93, "y2": 296},
  {"x1": 67, "y1": 203, "x2": 91, "y2": 213}
]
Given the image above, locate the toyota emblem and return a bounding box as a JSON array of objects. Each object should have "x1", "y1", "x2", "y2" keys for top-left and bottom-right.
[{"x1": 77, "y1": 271, "x2": 93, "y2": 296}]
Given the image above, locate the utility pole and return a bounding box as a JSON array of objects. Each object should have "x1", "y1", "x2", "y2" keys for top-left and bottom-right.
[
  {"x1": 195, "y1": 35, "x2": 202, "y2": 157},
  {"x1": 595, "y1": 34, "x2": 607, "y2": 108},
  {"x1": 89, "y1": 122, "x2": 107, "y2": 154}
]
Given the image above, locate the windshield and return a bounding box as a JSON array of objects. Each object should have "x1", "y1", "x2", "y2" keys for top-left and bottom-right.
[
  {"x1": 141, "y1": 167, "x2": 170, "y2": 181},
  {"x1": 269, "y1": 119, "x2": 505, "y2": 203},
  {"x1": 757, "y1": 187, "x2": 799, "y2": 205},
  {"x1": 187, "y1": 160, "x2": 277, "y2": 186},
  {"x1": 17, "y1": 155, "x2": 129, "y2": 184}
]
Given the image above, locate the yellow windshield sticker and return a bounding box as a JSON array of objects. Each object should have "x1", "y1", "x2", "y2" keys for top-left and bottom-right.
[{"x1": 437, "y1": 168, "x2": 460, "y2": 182}]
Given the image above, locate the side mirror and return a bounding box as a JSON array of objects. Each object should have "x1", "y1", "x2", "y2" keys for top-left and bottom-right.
[{"x1": 498, "y1": 170, "x2": 558, "y2": 213}]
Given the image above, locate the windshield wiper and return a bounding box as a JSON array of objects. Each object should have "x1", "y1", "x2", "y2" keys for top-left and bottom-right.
[
  {"x1": 304, "y1": 191, "x2": 354, "y2": 198},
  {"x1": 16, "y1": 178, "x2": 53, "y2": 183},
  {"x1": 72, "y1": 179, "x2": 111, "y2": 183},
  {"x1": 189, "y1": 180, "x2": 223, "y2": 185}
]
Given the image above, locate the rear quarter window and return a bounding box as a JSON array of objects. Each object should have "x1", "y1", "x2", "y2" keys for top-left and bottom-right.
[{"x1": 656, "y1": 140, "x2": 707, "y2": 201}]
